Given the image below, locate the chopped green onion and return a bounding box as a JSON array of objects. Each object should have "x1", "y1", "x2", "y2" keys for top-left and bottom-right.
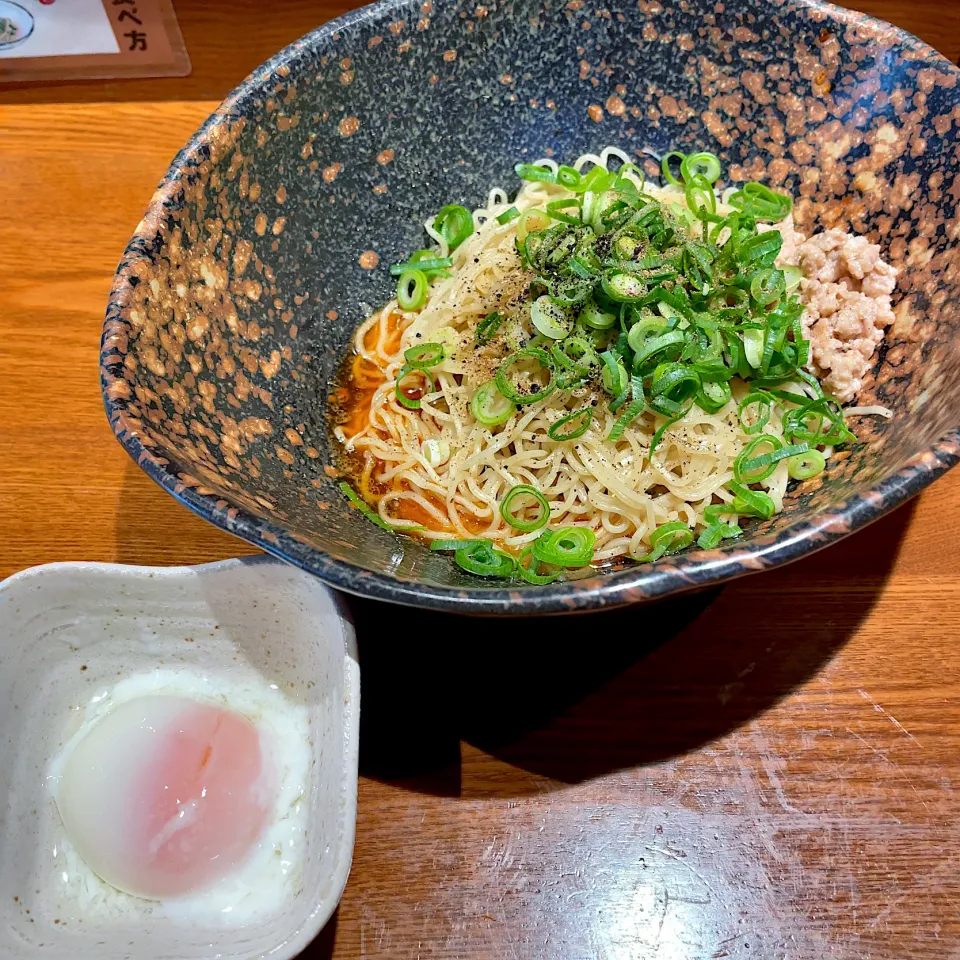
[
  {"x1": 404, "y1": 342, "x2": 444, "y2": 368},
  {"x1": 608, "y1": 375, "x2": 645, "y2": 441},
  {"x1": 390, "y1": 255, "x2": 453, "y2": 277},
  {"x1": 739, "y1": 230, "x2": 783, "y2": 263},
  {"x1": 548, "y1": 407, "x2": 594, "y2": 441},
  {"x1": 650, "y1": 362, "x2": 700, "y2": 404},
  {"x1": 783, "y1": 264, "x2": 804, "y2": 293},
  {"x1": 551, "y1": 336, "x2": 598, "y2": 372},
  {"x1": 638, "y1": 521, "x2": 694, "y2": 562},
  {"x1": 577, "y1": 165, "x2": 615, "y2": 195},
  {"x1": 430, "y1": 538, "x2": 486, "y2": 551},
  {"x1": 556, "y1": 164, "x2": 583, "y2": 189},
  {"x1": 750, "y1": 268, "x2": 786, "y2": 306},
  {"x1": 626, "y1": 314, "x2": 666, "y2": 353},
  {"x1": 495, "y1": 347, "x2": 556, "y2": 405},
  {"x1": 531, "y1": 295, "x2": 573, "y2": 340},
  {"x1": 742, "y1": 329, "x2": 764, "y2": 368},
  {"x1": 660, "y1": 151, "x2": 686, "y2": 186},
  {"x1": 517, "y1": 208, "x2": 551, "y2": 241},
  {"x1": 684, "y1": 173, "x2": 717, "y2": 220},
  {"x1": 727, "y1": 481, "x2": 775, "y2": 520},
  {"x1": 518, "y1": 545, "x2": 562, "y2": 584},
  {"x1": 454, "y1": 539, "x2": 517, "y2": 577},
  {"x1": 548, "y1": 276, "x2": 593, "y2": 308},
  {"x1": 546, "y1": 197, "x2": 582, "y2": 225},
  {"x1": 338, "y1": 482, "x2": 392, "y2": 531},
  {"x1": 696, "y1": 379, "x2": 732, "y2": 413},
  {"x1": 579, "y1": 298, "x2": 617, "y2": 330},
  {"x1": 396, "y1": 269, "x2": 428, "y2": 311},
  {"x1": 600, "y1": 350, "x2": 628, "y2": 397},
  {"x1": 633, "y1": 330, "x2": 685, "y2": 371},
  {"x1": 738, "y1": 392, "x2": 773, "y2": 434},
  {"x1": 601, "y1": 271, "x2": 647, "y2": 303},
  {"x1": 395, "y1": 363, "x2": 435, "y2": 409},
  {"x1": 680, "y1": 151, "x2": 722, "y2": 185},
  {"x1": 496, "y1": 206, "x2": 521, "y2": 225},
  {"x1": 434, "y1": 204, "x2": 474, "y2": 252},
  {"x1": 649, "y1": 410, "x2": 685, "y2": 454},
  {"x1": 734, "y1": 434, "x2": 782, "y2": 483},
  {"x1": 728, "y1": 182, "x2": 793, "y2": 222},
  {"x1": 788, "y1": 448, "x2": 826, "y2": 480},
  {"x1": 697, "y1": 521, "x2": 741, "y2": 549},
  {"x1": 500, "y1": 484, "x2": 551, "y2": 532},
  {"x1": 533, "y1": 527, "x2": 596, "y2": 567},
  {"x1": 739, "y1": 441, "x2": 810, "y2": 478},
  {"x1": 783, "y1": 399, "x2": 854, "y2": 446},
  {"x1": 704, "y1": 503, "x2": 737, "y2": 524},
  {"x1": 422, "y1": 437, "x2": 451, "y2": 467},
  {"x1": 470, "y1": 380, "x2": 515, "y2": 427},
  {"x1": 475, "y1": 311, "x2": 505, "y2": 345},
  {"x1": 515, "y1": 162, "x2": 557, "y2": 184}
]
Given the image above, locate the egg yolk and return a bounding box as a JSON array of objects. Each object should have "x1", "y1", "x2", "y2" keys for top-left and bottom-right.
[{"x1": 54, "y1": 695, "x2": 276, "y2": 899}]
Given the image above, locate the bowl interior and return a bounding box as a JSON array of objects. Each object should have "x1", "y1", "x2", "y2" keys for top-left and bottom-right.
[
  {"x1": 101, "y1": 0, "x2": 960, "y2": 611},
  {"x1": 0, "y1": 558, "x2": 358, "y2": 960}
]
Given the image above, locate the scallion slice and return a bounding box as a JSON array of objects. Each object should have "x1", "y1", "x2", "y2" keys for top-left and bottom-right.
[
  {"x1": 660, "y1": 151, "x2": 686, "y2": 186},
  {"x1": 727, "y1": 481, "x2": 775, "y2": 520},
  {"x1": 518, "y1": 545, "x2": 562, "y2": 584},
  {"x1": 601, "y1": 271, "x2": 647, "y2": 303},
  {"x1": 579, "y1": 298, "x2": 617, "y2": 330},
  {"x1": 548, "y1": 407, "x2": 594, "y2": 441},
  {"x1": 470, "y1": 380, "x2": 515, "y2": 427},
  {"x1": 600, "y1": 350, "x2": 628, "y2": 397},
  {"x1": 404, "y1": 342, "x2": 444, "y2": 369},
  {"x1": 517, "y1": 208, "x2": 551, "y2": 241},
  {"x1": 390, "y1": 255, "x2": 453, "y2": 277},
  {"x1": 750, "y1": 267, "x2": 786, "y2": 306},
  {"x1": 533, "y1": 527, "x2": 596, "y2": 567},
  {"x1": 475, "y1": 311, "x2": 505, "y2": 345},
  {"x1": 454, "y1": 540, "x2": 517, "y2": 577},
  {"x1": 515, "y1": 162, "x2": 557, "y2": 184},
  {"x1": 680, "y1": 151, "x2": 722, "y2": 185},
  {"x1": 430, "y1": 539, "x2": 486, "y2": 551},
  {"x1": 697, "y1": 520, "x2": 741, "y2": 549},
  {"x1": 433, "y1": 204, "x2": 474, "y2": 252},
  {"x1": 637, "y1": 520, "x2": 694, "y2": 562},
  {"x1": 339, "y1": 481, "x2": 391, "y2": 531},
  {"x1": 787, "y1": 448, "x2": 826, "y2": 480},
  {"x1": 496, "y1": 206, "x2": 521, "y2": 225},
  {"x1": 396, "y1": 269, "x2": 428, "y2": 311},
  {"x1": 495, "y1": 347, "x2": 556, "y2": 405},
  {"x1": 737, "y1": 392, "x2": 773, "y2": 434},
  {"x1": 733, "y1": 434, "x2": 783, "y2": 483},
  {"x1": 500, "y1": 484, "x2": 551, "y2": 532},
  {"x1": 395, "y1": 363, "x2": 435, "y2": 409},
  {"x1": 696, "y1": 379, "x2": 732, "y2": 413},
  {"x1": 531, "y1": 296, "x2": 573, "y2": 340},
  {"x1": 556, "y1": 164, "x2": 583, "y2": 189}
]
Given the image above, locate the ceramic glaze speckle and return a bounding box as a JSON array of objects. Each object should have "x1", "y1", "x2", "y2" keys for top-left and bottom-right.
[{"x1": 101, "y1": 0, "x2": 960, "y2": 614}]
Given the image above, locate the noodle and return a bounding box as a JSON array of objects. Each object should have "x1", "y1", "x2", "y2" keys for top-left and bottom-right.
[{"x1": 333, "y1": 150, "x2": 795, "y2": 561}]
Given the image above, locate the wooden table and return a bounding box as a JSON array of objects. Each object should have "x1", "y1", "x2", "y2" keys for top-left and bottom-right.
[{"x1": 2, "y1": 2, "x2": 959, "y2": 957}]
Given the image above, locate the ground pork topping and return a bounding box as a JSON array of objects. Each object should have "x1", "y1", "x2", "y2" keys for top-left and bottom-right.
[{"x1": 792, "y1": 228, "x2": 897, "y2": 404}]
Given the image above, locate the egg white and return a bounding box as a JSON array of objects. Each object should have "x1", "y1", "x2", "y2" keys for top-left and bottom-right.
[{"x1": 47, "y1": 669, "x2": 311, "y2": 924}]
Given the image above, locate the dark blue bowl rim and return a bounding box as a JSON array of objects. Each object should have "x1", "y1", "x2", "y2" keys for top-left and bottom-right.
[{"x1": 101, "y1": 0, "x2": 960, "y2": 614}]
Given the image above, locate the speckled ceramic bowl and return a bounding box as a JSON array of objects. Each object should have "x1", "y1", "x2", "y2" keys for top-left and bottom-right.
[{"x1": 101, "y1": 0, "x2": 960, "y2": 614}]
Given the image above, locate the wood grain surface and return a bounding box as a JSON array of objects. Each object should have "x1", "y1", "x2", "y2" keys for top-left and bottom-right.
[{"x1": 2, "y1": 2, "x2": 959, "y2": 958}]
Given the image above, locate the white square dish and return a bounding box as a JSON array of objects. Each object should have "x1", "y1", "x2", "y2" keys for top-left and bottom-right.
[{"x1": 0, "y1": 556, "x2": 359, "y2": 960}]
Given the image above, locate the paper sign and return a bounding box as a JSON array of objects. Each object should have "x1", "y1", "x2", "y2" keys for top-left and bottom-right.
[{"x1": 0, "y1": 0, "x2": 190, "y2": 82}]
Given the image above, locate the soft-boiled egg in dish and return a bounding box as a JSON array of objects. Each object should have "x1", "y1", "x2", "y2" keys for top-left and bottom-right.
[{"x1": 48, "y1": 670, "x2": 311, "y2": 921}]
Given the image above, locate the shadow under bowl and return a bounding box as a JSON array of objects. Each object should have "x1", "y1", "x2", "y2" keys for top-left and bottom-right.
[{"x1": 101, "y1": 0, "x2": 960, "y2": 615}]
